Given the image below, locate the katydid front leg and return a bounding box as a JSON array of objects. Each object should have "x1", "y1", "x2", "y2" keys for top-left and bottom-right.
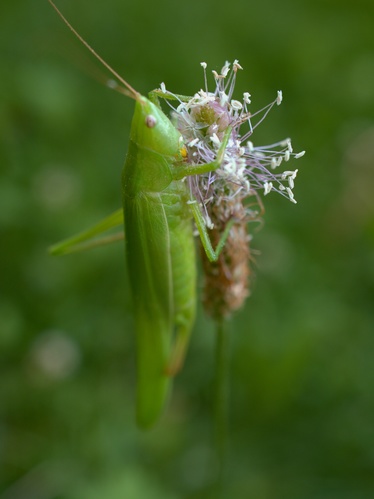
[
  {"x1": 148, "y1": 89, "x2": 192, "y2": 108},
  {"x1": 172, "y1": 124, "x2": 235, "y2": 262}
]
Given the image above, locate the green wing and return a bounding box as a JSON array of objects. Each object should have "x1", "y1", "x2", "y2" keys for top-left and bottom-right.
[
  {"x1": 49, "y1": 209, "x2": 124, "y2": 255},
  {"x1": 125, "y1": 193, "x2": 174, "y2": 428}
]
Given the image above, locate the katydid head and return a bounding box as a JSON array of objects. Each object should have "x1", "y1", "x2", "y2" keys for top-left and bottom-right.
[{"x1": 130, "y1": 96, "x2": 182, "y2": 157}]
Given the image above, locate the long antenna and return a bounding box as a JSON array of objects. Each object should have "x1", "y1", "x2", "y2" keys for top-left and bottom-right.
[{"x1": 47, "y1": 0, "x2": 139, "y2": 100}]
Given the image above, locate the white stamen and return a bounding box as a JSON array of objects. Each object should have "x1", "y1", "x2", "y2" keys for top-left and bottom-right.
[
  {"x1": 264, "y1": 181, "x2": 273, "y2": 195},
  {"x1": 247, "y1": 141, "x2": 254, "y2": 152},
  {"x1": 292, "y1": 169, "x2": 298, "y2": 179},
  {"x1": 211, "y1": 133, "x2": 221, "y2": 147},
  {"x1": 295, "y1": 151, "x2": 306, "y2": 158},
  {"x1": 284, "y1": 150, "x2": 290, "y2": 161},
  {"x1": 237, "y1": 167, "x2": 245, "y2": 178},
  {"x1": 281, "y1": 170, "x2": 295, "y2": 179},
  {"x1": 221, "y1": 61, "x2": 231, "y2": 77},
  {"x1": 243, "y1": 92, "x2": 251, "y2": 104},
  {"x1": 231, "y1": 100, "x2": 243, "y2": 110},
  {"x1": 200, "y1": 62, "x2": 209, "y2": 92},
  {"x1": 286, "y1": 187, "x2": 295, "y2": 201},
  {"x1": 277, "y1": 90, "x2": 283, "y2": 105},
  {"x1": 160, "y1": 82, "x2": 166, "y2": 93},
  {"x1": 220, "y1": 92, "x2": 229, "y2": 106},
  {"x1": 176, "y1": 103, "x2": 187, "y2": 113},
  {"x1": 233, "y1": 60, "x2": 243, "y2": 71},
  {"x1": 205, "y1": 215, "x2": 214, "y2": 229},
  {"x1": 209, "y1": 124, "x2": 219, "y2": 135},
  {"x1": 188, "y1": 138, "x2": 199, "y2": 147}
]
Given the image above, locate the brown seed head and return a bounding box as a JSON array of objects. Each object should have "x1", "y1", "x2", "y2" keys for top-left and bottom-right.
[{"x1": 200, "y1": 196, "x2": 258, "y2": 321}]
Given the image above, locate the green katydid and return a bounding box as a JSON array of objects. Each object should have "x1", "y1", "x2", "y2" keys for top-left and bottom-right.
[
  {"x1": 48, "y1": 0, "x2": 236, "y2": 428},
  {"x1": 48, "y1": 0, "x2": 305, "y2": 429}
]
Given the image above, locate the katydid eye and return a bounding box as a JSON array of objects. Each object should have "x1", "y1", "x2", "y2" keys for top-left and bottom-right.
[{"x1": 145, "y1": 115, "x2": 157, "y2": 128}]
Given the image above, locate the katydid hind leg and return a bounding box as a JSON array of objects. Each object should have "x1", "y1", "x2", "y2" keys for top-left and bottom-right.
[
  {"x1": 165, "y1": 323, "x2": 191, "y2": 376},
  {"x1": 49, "y1": 208, "x2": 124, "y2": 255}
]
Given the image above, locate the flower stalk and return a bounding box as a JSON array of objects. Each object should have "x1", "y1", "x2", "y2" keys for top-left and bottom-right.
[{"x1": 158, "y1": 61, "x2": 305, "y2": 485}]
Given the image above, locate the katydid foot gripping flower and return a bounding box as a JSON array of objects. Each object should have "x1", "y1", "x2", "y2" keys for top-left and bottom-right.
[{"x1": 158, "y1": 60, "x2": 305, "y2": 319}]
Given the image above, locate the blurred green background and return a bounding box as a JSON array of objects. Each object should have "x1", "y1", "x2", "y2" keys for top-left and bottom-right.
[{"x1": 1, "y1": 0, "x2": 374, "y2": 497}]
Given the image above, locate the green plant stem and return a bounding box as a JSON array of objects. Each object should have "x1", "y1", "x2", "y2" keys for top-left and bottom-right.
[{"x1": 213, "y1": 318, "x2": 230, "y2": 488}]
